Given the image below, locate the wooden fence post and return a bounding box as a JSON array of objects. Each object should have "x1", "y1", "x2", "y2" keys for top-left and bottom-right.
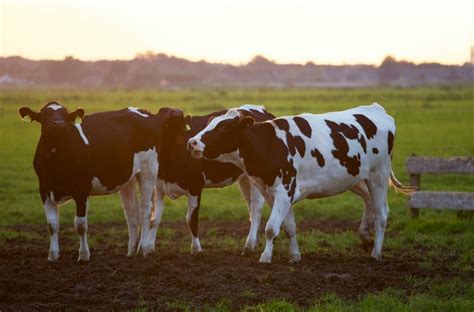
[{"x1": 410, "y1": 173, "x2": 420, "y2": 219}]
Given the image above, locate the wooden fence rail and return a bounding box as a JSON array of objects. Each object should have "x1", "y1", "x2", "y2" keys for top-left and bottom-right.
[{"x1": 406, "y1": 156, "x2": 474, "y2": 218}]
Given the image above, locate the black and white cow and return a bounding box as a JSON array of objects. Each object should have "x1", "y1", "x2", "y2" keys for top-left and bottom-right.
[
  {"x1": 19, "y1": 101, "x2": 180, "y2": 261},
  {"x1": 145, "y1": 105, "x2": 275, "y2": 254},
  {"x1": 187, "y1": 103, "x2": 414, "y2": 263}
]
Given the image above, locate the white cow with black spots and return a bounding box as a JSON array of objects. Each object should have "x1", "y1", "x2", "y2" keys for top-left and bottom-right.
[{"x1": 187, "y1": 103, "x2": 414, "y2": 263}]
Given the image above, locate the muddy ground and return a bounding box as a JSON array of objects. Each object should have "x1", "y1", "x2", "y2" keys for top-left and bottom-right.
[{"x1": 0, "y1": 220, "x2": 470, "y2": 310}]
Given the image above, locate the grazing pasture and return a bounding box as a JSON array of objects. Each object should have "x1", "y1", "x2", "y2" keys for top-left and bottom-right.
[{"x1": 0, "y1": 87, "x2": 473, "y2": 310}]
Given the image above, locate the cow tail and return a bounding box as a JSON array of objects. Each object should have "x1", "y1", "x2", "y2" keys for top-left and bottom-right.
[{"x1": 389, "y1": 169, "x2": 417, "y2": 195}]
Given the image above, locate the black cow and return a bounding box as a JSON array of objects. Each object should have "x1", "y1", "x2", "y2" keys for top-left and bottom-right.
[
  {"x1": 19, "y1": 101, "x2": 181, "y2": 261},
  {"x1": 144, "y1": 104, "x2": 275, "y2": 254}
]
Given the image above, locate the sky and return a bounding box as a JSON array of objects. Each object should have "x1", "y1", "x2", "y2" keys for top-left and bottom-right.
[{"x1": 1, "y1": 0, "x2": 473, "y2": 65}]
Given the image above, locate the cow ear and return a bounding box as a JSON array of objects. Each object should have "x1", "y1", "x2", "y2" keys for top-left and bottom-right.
[
  {"x1": 19, "y1": 107, "x2": 41, "y2": 123},
  {"x1": 69, "y1": 108, "x2": 85, "y2": 123},
  {"x1": 239, "y1": 116, "x2": 255, "y2": 128},
  {"x1": 184, "y1": 115, "x2": 192, "y2": 131}
]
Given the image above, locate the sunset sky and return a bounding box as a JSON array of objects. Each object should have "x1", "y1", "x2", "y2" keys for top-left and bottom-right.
[{"x1": 1, "y1": 0, "x2": 473, "y2": 65}]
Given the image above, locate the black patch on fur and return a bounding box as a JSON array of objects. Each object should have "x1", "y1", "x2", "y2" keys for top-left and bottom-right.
[
  {"x1": 353, "y1": 114, "x2": 377, "y2": 139},
  {"x1": 325, "y1": 119, "x2": 361, "y2": 176},
  {"x1": 311, "y1": 148, "x2": 325, "y2": 167},
  {"x1": 274, "y1": 118, "x2": 290, "y2": 132},
  {"x1": 293, "y1": 116, "x2": 312, "y2": 138},
  {"x1": 388, "y1": 131, "x2": 394, "y2": 155}
]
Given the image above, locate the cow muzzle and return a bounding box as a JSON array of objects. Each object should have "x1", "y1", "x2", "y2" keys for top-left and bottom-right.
[{"x1": 187, "y1": 139, "x2": 204, "y2": 159}]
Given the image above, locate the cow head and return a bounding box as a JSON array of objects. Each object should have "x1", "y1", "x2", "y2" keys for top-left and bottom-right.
[
  {"x1": 19, "y1": 101, "x2": 85, "y2": 138},
  {"x1": 155, "y1": 107, "x2": 186, "y2": 143},
  {"x1": 187, "y1": 109, "x2": 255, "y2": 160},
  {"x1": 156, "y1": 107, "x2": 184, "y2": 129}
]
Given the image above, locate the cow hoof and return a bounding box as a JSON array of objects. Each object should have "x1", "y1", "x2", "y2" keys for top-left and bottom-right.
[
  {"x1": 78, "y1": 250, "x2": 90, "y2": 262},
  {"x1": 140, "y1": 243, "x2": 154, "y2": 257},
  {"x1": 48, "y1": 250, "x2": 59, "y2": 262},
  {"x1": 244, "y1": 240, "x2": 257, "y2": 253},
  {"x1": 190, "y1": 241, "x2": 202, "y2": 255},
  {"x1": 289, "y1": 252, "x2": 301, "y2": 263},
  {"x1": 371, "y1": 251, "x2": 382, "y2": 261},
  {"x1": 259, "y1": 253, "x2": 272, "y2": 264},
  {"x1": 361, "y1": 240, "x2": 374, "y2": 252},
  {"x1": 190, "y1": 247, "x2": 203, "y2": 255}
]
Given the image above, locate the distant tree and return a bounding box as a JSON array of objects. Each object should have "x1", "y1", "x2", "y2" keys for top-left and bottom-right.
[
  {"x1": 378, "y1": 55, "x2": 400, "y2": 84},
  {"x1": 248, "y1": 55, "x2": 274, "y2": 66},
  {"x1": 380, "y1": 55, "x2": 397, "y2": 67},
  {"x1": 135, "y1": 50, "x2": 159, "y2": 60}
]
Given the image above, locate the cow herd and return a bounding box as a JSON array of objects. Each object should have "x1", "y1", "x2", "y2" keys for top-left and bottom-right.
[{"x1": 19, "y1": 101, "x2": 414, "y2": 263}]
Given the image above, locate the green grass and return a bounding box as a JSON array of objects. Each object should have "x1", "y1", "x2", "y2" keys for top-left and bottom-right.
[{"x1": 1, "y1": 86, "x2": 473, "y2": 310}]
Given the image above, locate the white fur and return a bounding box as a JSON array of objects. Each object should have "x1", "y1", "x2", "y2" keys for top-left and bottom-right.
[
  {"x1": 44, "y1": 195, "x2": 60, "y2": 261},
  {"x1": 47, "y1": 103, "x2": 63, "y2": 111},
  {"x1": 74, "y1": 204, "x2": 90, "y2": 262},
  {"x1": 204, "y1": 176, "x2": 236, "y2": 188},
  {"x1": 186, "y1": 195, "x2": 202, "y2": 254},
  {"x1": 74, "y1": 123, "x2": 89, "y2": 145},
  {"x1": 239, "y1": 104, "x2": 267, "y2": 113},
  {"x1": 119, "y1": 180, "x2": 141, "y2": 256},
  {"x1": 146, "y1": 191, "x2": 165, "y2": 253},
  {"x1": 238, "y1": 176, "x2": 266, "y2": 252},
  {"x1": 135, "y1": 148, "x2": 159, "y2": 256},
  {"x1": 128, "y1": 107, "x2": 149, "y2": 118},
  {"x1": 156, "y1": 180, "x2": 188, "y2": 199}
]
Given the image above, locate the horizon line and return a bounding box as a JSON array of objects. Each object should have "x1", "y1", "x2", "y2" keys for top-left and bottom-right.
[{"x1": 2, "y1": 52, "x2": 473, "y2": 67}]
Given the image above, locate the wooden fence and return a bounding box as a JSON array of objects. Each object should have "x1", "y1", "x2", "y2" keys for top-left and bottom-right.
[{"x1": 406, "y1": 156, "x2": 474, "y2": 218}]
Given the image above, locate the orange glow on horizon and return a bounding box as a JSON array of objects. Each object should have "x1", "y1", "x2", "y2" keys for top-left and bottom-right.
[{"x1": 1, "y1": 0, "x2": 473, "y2": 65}]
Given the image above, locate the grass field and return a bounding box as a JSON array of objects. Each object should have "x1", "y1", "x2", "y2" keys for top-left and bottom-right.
[{"x1": 0, "y1": 86, "x2": 473, "y2": 310}]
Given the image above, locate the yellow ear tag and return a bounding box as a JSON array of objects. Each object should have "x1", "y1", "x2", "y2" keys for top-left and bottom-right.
[
  {"x1": 185, "y1": 124, "x2": 191, "y2": 131},
  {"x1": 74, "y1": 116, "x2": 82, "y2": 124},
  {"x1": 22, "y1": 115, "x2": 32, "y2": 123}
]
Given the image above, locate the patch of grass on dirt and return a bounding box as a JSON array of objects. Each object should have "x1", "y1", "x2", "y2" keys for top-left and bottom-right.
[
  {"x1": 294, "y1": 230, "x2": 360, "y2": 254},
  {"x1": 386, "y1": 215, "x2": 474, "y2": 272},
  {"x1": 248, "y1": 279, "x2": 474, "y2": 312},
  {"x1": 0, "y1": 229, "x2": 37, "y2": 245}
]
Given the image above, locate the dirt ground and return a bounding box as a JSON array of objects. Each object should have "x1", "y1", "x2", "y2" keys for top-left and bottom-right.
[{"x1": 0, "y1": 220, "x2": 469, "y2": 311}]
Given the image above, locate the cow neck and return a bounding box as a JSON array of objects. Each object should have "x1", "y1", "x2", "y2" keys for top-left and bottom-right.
[
  {"x1": 158, "y1": 128, "x2": 188, "y2": 179},
  {"x1": 237, "y1": 123, "x2": 269, "y2": 169}
]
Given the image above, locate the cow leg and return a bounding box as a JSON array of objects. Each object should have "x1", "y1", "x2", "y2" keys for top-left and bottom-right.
[
  {"x1": 350, "y1": 181, "x2": 374, "y2": 250},
  {"x1": 186, "y1": 194, "x2": 202, "y2": 254},
  {"x1": 44, "y1": 195, "x2": 60, "y2": 261},
  {"x1": 119, "y1": 179, "x2": 140, "y2": 257},
  {"x1": 74, "y1": 196, "x2": 90, "y2": 261},
  {"x1": 136, "y1": 172, "x2": 156, "y2": 257},
  {"x1": 259, "y1": 195, "x2": 292, "y2": 263},
  {"x1": 238, "y1": 177, "x2": 265, "y2": 252},
  {"x1": 282, "y1": 208, "x2": 301, "y2": 262},
  {"x1": 367, "y1": 167, "x2": 390, "y2": 261},
  {"x1": 147, "y1": 189, "x2": 165, "y2": 252}
]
